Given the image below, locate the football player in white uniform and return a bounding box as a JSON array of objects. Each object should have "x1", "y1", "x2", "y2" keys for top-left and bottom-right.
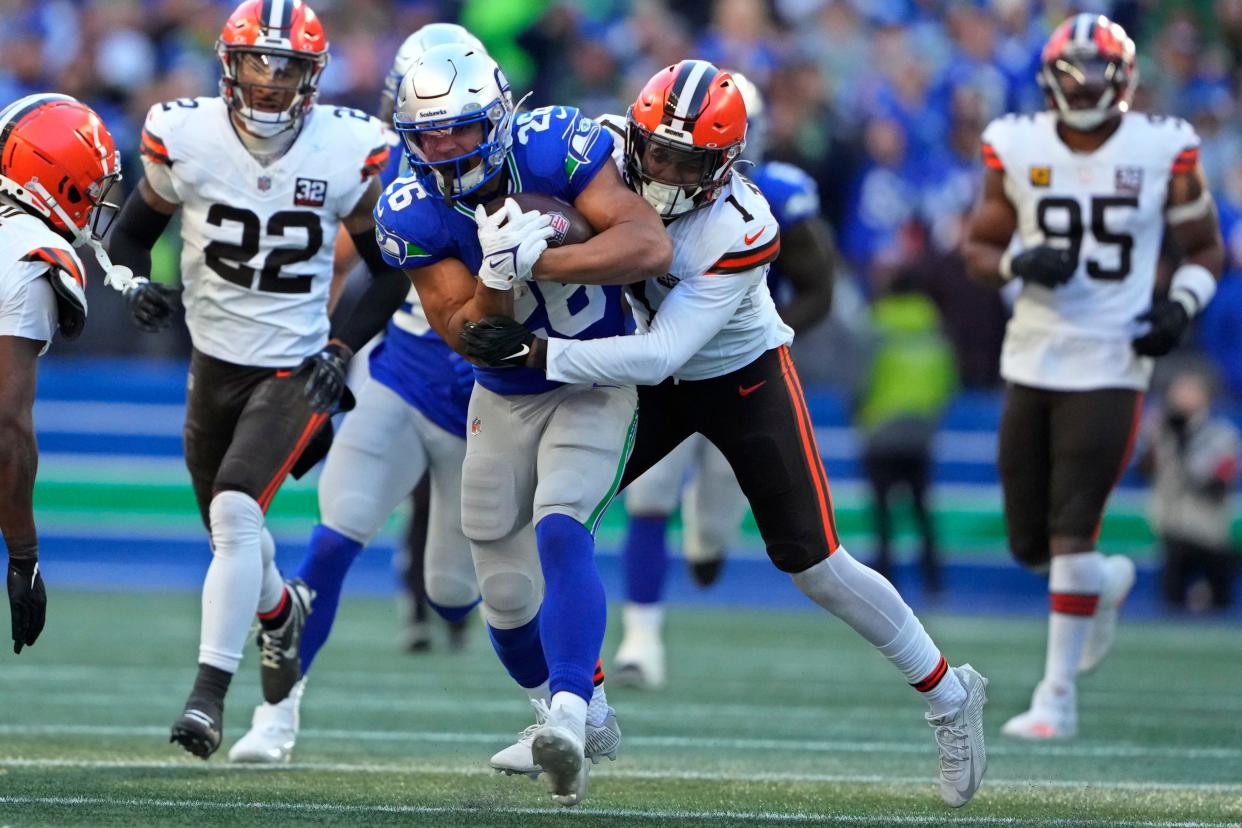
[
  {"x1": 0, "y1": 94, "x2": 123, "y2": 656},
  {"x1": 105, "y1": 0, "x2": 406, "y2": 759},
  {"x1": 964, "y1": 14, "x2": 1224, "y2": 740},
  {"x1": 462, "y1": 60, "x2": 989, "y2": 809},
  {"x1": 611, "y1": 71, "x2": 837, "y2": 691}
]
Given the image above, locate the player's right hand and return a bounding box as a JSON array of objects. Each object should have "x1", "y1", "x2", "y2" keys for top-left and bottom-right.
[
  {"x1": 1008, "y1": 245, "x2": 1076, "y2": 288},
  {"x1": 7, "y1": 555, "x2": 46, "y2": 655},
  {"x1": 298, "y1": 342, "x2": 352, "y2": 413},
  {"x1": 474, "y1": 199, "x2": 556, "y2": 290},
  {"x1": 125, "y1": 278, "x2": 178, "y2": 332},
  {"x1": 460, "y1": 315, "x2": 536, "y2": 368}
]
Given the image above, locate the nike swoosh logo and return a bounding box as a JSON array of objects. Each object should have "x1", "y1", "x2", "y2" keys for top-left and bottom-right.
[
  {"x1": 744, "y1": 228, "x2": 766, "y2": 245},
  {"x1": 487, "y1": 257, "x2": 510, "y2": 270},
  {"x1": 504, "y1": 344, "x2": 531, "y2": 361},
  {"x1": 738, "y1": 380, "x2": 767, "y2": 396}
]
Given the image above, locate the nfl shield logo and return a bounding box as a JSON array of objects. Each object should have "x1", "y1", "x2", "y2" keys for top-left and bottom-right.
[
  {"x1": 547, "y1": 212, "x2": 570, "y2": 245},
  {"x1": 470, "y1": 417, "x2": 482, "y2": 436},
  {"x1": 257, "y1": 175, "x2": 272, "y2": 192},
  {"x1": 1115, "y1": 166, "x2": 1144, "y2": 196}
]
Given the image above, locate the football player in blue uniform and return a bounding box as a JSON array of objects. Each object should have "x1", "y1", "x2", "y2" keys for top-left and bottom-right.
[
  {"x1": 374, "y1": 44, "x2": 670, "y2": 805},
  {"x1": 613, "y1": 72, "x2": 838, "y2": 690},
  {"x1": 225, "y1": 23, "x2": 489, "y2": 764}
]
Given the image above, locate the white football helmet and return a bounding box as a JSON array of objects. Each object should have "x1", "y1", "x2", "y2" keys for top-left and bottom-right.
[
  {"x1": 380, "y1": 23, "x2": 486, "y2": 120},
  {"x1": 730, "y1": 71, "x2": 768, "y2": 163},
  {"x1": 394, "y1": 43, "x2": 516, "y2": 199}
]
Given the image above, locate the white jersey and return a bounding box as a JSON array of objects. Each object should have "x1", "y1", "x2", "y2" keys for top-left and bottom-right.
[
  {"x1": 545, "y1": 114, "x2": 790, "y2": 386},
  {"x1": 140, "y1": 97, "x2": 389, "y2": 366},
  {"x1": 0, "y1": 205, "x2": 83, "y2": 354},
  {"x1": 982, "y1": 110, "x2": 1199, "y2": 390}
]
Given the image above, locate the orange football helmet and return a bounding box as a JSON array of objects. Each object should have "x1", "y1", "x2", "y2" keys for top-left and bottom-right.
[
  {"x1": 1039, "y1": 14, "x2": 1137, "y2": 132},
  {"x1": 0, "y1": 93, "x2": 121, "y2": 246},
  {"x1": 217, "y1": 0, "x2": 329, "y2": 137},
  {"x1": 626, "y1": 60, "x2": 747, "y2": 218}
]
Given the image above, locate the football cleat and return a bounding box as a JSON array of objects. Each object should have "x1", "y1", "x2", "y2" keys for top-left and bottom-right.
[
  {"x1": 529, "y1": 700, "x2": 589, "y2": 807},
  {"x1": 1001, "y1": 678, "x2": 1077, "y2": 740},
  {"x1": 257, "y1": 579, "x2": 315, "y2": 705},
  {"x1": 170, "y1": 704, "x2": 223, "y2": 760},
  {"x1": 927, "y1": 664, "x2": 989, "y2": 808},
  {"x1": 228, "y1": 678, "x2": 305, "y2": 764},
  {"x1": 402, "y1": 619, "x2": 432, "y2": 653},
  {"x1": 613, "y1": 622, "x2": 666, "y2": 691},
  {"x1": 1078, "y1": 555, "x2": 1136, "y2": 675},
  {"x1": 688, "y1": 556, "x2": 725, "y2": 588},
  {"x1": 490, "y1": 698, "x2": 621, "y2": 777}
]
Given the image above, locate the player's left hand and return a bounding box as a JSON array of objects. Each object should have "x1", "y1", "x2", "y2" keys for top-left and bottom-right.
[
  {"x1": 474, "y1": 199, "x2": 556, "y2": 290},
  {"x1": 7, "y1": 553, "x2": 46, "y2": 654},
  {"x1": 460, "y1": 315, "x2": 537, "y2": 368},
  {"x1": 298, "y1": 342, "x2": 352, "y2": 413},
  {"x1": 1132, "y1": 298, "x2": 1190, "y2": 357}
]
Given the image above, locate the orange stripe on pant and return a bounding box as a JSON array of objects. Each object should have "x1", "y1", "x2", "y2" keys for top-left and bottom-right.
[
  {"x1": 1091, "y1": 392, "x2": 1144, "y2": 545},
  {"x1": 257, "y1": 412, "x2": 327, "y2": 512},
  {"x1": 776, "y1": 345, "x2": 841, "y2": 553}
]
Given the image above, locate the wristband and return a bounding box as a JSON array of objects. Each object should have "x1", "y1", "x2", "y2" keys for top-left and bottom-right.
[{"x1": 1169, "y1": 263, "x2": 1216, "y2": 316}]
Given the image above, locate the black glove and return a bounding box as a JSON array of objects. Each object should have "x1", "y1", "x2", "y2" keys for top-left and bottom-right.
[
  {"x1": 125, "y1": 279, "x2": 178, "y2": 332},
  {"x1": 298, "y1": 342, "x2": 352, "y2": 413},
  {"x1": 1010, "y1": 245, "x2": 1077, "y2": 288},
  {"x1": 7, "y1": 554, "x2": 46, "y2": 654},
  {"x1": 460, "y1": 316, "x2": 536, "y2": 368},
  {"x1": 1132, "y1": 298, "x2": 1191, "y2": 357}
]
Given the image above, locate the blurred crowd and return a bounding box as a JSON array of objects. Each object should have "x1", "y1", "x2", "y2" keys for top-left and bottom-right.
[{"x1": 3, "y1": 0, "x2": 1242, "y2": 395}]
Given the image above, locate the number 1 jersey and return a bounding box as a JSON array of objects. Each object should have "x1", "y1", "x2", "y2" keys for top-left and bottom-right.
[
  {"x1": 982, "y1": 110, "x2": 1199, "y2": 390},
  {"x1": 141, "y1": 98, "x2": 389, "y2": 366}
]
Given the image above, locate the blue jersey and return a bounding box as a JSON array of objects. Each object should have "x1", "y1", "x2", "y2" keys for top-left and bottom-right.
[
  {"x1": 746, "y1": 160, "x2": 820, "y2": 297},
  {"x1": 374, "y1": 105, "x2": 626, "y2": 396},
  {"x1": 366, "y1": 126, "x2": 470, "y2": 437}
]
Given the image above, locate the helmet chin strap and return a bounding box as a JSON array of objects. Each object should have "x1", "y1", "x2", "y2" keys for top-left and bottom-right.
[{"x1": 20, "y1": 177, "x2": 136, "y2": 292}]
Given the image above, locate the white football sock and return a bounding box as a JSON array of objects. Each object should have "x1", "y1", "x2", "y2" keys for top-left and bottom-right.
[
  {"x1": 525, "y1": 681, "x2": 550, "y2": 705},
  {"x1": 199, "y1": 490, "x2": 264, "y2": 672},
  {"x1": 621, "y1": 602, "x2": 664, "y2": 647},
  {"x1": 587, "y1": 682, "x2": 610, "y2": 727},
  {"x1": 793, "y1": 547, "x2": 964, "y2": 715},
  {"x1": 550, "y1": 690, "x2": 588, "y2": 742},
  {"x1": 256, "y1": 527, "x2": 284, "y2": 615},
  {"x1": 1044, "y1": 551, "x2": 1104, "y2": 689}
]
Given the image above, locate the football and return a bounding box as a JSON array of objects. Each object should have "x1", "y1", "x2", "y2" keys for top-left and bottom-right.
[{"x1": 483, "y1": 192, "x2": 595, "y2": 247}]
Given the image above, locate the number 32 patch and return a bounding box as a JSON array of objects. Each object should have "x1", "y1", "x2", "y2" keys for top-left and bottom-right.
[{"x1": 295, "y1": 178, "x2": 328, "y2": 207}]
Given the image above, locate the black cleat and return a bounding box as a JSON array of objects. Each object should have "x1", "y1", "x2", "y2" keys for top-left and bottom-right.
[
  {"x1": 688, "y1": 558, "x2": 725, "y2": 588},
  {"x1": 170, "y1": 706, "x2": 222, "y2": 759},
  {"x1": 258, "y1": 579, "x2": 315, "y2": 704}
]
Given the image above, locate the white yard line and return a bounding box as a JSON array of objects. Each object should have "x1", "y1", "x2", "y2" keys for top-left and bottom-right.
[
  {"x1": 0, "y1": 794, "x2": 1236, "y2": 827},
  {"x1": 1, "y1": 757, "x2": 1240, "y2": 795},
  {"x1": 2, "y1": 723, "x2": 1240, "y2": 762}
]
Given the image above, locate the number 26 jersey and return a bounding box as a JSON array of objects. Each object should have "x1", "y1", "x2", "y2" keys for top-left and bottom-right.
[
  {"x1": 141, "y1": 97, "x2": 389, "y2": 367},
  {"x1": 982, "y1": 111, "x2": 1199, "y2": 391}
]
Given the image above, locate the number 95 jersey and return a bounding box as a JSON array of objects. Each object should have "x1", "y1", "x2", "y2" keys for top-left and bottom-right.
[
  {"x1": 981, "y1": 110, "x2": 1200, "y2": 391},
  {"x1": 141, "y1": 98, "x2": 389, "y2": 367}
]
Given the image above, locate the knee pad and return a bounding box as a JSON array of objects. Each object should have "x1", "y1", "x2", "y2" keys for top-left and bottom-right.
[
  {"x1": 425, "y1": 570, "x2": 481, "y2": 611},
  {"x1": 461, "y1": 454, "x2": 522, "y2": 542},
  {"x1": 477, "y1": 568, "x2": 540, "y2": 629},
  {"x1": 534, "y1": 468, "x2": 591, "y2": 526},
  {"x1": 208, "y1": 489, "x2": 263, "y2": 557},
  {"x1": 320, "y1": 490, "x2": 384, "y2": 544}
]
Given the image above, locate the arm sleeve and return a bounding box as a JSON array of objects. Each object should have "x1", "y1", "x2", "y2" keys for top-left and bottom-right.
[
  {"x1": 545, "y1": 271, "x2": 756, "y2": 386},
  {"x1": 327, "y1": 229, "x2": 408, "y2": 354},
  {"x1": 140, "y1": 155, "x2": 180, "y2": 204}
]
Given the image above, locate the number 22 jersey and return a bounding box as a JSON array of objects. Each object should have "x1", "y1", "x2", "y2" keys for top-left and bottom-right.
[
  {"x1": 141, "y1": 97, "x2": 389, "y2": 367},
  {"x1": 981, "y1": 110, "x2": 1200, "y2": 391}
]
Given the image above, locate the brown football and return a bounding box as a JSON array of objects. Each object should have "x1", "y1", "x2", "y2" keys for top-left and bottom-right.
[{"x1": 483, "y1": 192, "x2": 595, "y2": 247}]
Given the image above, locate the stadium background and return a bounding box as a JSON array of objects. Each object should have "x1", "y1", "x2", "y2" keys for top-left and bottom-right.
[{"x1": 3, "y1": 0, "x2": 1238, "y2": 617}]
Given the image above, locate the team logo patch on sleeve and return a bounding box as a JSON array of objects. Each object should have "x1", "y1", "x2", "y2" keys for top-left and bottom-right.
[
  {"x1": 375, "y1": 225, "x2": 429, "y2": 266},
  {"x1": 295, "y1": 178, "x2": 329, "y2": 207},
  {"x1": 1114, "y1": 165, "x2": 1144, "y2": 195},
  {"x1": 1029, "y1": 166, "x2": 1052, "y2": 187}
]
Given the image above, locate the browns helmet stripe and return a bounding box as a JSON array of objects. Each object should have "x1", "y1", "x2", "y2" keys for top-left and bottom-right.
[
  {"x1": 0, "y1": 94, "x2": 75, "y2": 161},
  {"x1": 1072, "y1": 13, "x2": 1095, "y2": 44},
  {"x1": 261, "y1": 0, "x2": 293, "y2": 33},
  {"x1": 667, "y1": 60, "x2": 715, "y2": 124}
]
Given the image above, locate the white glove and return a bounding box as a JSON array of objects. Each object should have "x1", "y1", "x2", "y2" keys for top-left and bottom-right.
[{"x1": 474, "y1": 198, "x2": 556, "y2": 290}]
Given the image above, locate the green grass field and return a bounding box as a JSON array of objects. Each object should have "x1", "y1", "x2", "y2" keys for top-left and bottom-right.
[{"x1": 0, "y1": 592, "x2": 1239, "y2": 827}]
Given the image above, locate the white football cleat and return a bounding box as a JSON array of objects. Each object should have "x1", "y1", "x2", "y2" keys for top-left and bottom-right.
[
  {"x1": 927, "y1": 664, "x2": 989, "y2": 808},
  {"x1": 1078, "y1": 555, "x2": 1136, "y2": 675},
  {"x1": 228, "y1": 679, "x2": 305, "y2": 764},
  {"x1": 490, "y1": 699, "x2": 621, "y2": 777},
  {"x1": 1001, "y1": 678, "x2": 1077, "y2": 740},
  {"x1": 529, "y1": 700, "x2": 589, "y2": 807},
  {"x1": 613, "y1": 603, "x2": 666, "y2": 690}
]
